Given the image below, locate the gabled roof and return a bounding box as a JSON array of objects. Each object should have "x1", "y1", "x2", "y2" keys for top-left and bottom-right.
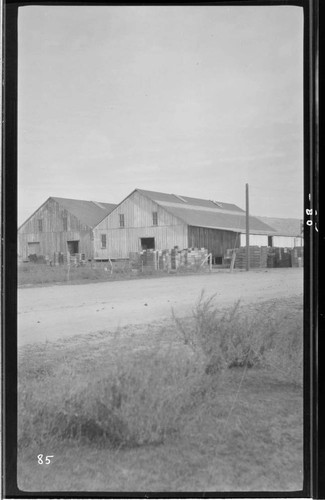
[
  {"x1": 137, "y1": 189, "x2": 276, "y2": 235},
  {"x1": 256, "y1": 216, "x2": 303, "y2": 237},
  {"x1": 51, "y1": 197, "x2": 116, "y2": 228},
  {"x1": 19, "y1": 197, "x2": 117, "y2": 231},
  {"x1": 137, "y1": 189, "x2": 242, "y2": 212}
]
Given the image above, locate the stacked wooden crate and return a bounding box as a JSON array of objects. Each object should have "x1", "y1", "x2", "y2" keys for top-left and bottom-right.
[
  {"x1": 259, "y1": 247, "x2": 268, "y2": 268},
  {"x1": 64, "y1": 252, "x2": 86, "y2": 266},
  {"x1": 141, "y1": 249, "x2": 158, "y2": 270},
  {"x1": 158, "y1": 249, "x2": 170, "y2": 270},
  {"x1": 169, "y1": 247, "x2": 208, "y2": 270},
  {"x1": 267, "y1": 247, "x2": 292, "y2": 268},
  {"x1": 131, "y1": 247, "x2": 209, "y2": 272},
  {"x1": 291, "y1": 247, "x2": 303, "y2": 267},
  {"x1": 53, "y1": 251, "x2": 65, "y2": 266},
  {"x1": 185, "y1": 247, "x2": 208, "y2": 268},
  {"x1": 234, "y1": 246, "x2": 268, "y2": 269}
]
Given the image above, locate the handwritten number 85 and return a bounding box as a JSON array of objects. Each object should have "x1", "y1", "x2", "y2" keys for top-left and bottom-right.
[{"x1": 37, "y1": 454, "x2": 54, "y2": 465}]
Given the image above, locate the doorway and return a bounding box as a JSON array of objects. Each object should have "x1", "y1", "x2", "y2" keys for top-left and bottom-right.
[
  {"x1": 67, "y1": 241, "x2": 79, "y2": 254},
  {"x1": 140, "y1": 237, "x2": 155, "y2": 251},
  {"x1": 28, "y1": 242, "x2": 40, "y2": 256}
]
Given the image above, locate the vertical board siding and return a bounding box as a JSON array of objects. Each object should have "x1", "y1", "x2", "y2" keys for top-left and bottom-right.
[
  {"x1": 96, "y1": 190, "x2": 184, "y2": 230},
  {"x1": 18, "y1": 198, "x2": 93, "y2": 259},
  {"x1": 94, "y1": 226, "x2": 188, "y2": 259},
  {"x1": 94, "y1": 191, "x2": 188, "y2": 259},
  {"x1": 188, "y1": 226, "x2": 239, "y2": 258}
]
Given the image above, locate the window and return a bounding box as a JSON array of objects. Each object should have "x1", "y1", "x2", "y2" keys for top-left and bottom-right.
[
  {"x1": 101, "y1": 234, "x2": 107, "y2": 249},
  {"x1": 38, "y1": 219, "x2": 43, "y2": 232},
  {"x1": 152, "y1": 211, "x2": 158, "y2": 226},
  {"x1": 119, "y1": 214, "x2": 125, "y2": 228},
  {"x1": 63, "y1": 217, "x2": 68, "y2": 231}
]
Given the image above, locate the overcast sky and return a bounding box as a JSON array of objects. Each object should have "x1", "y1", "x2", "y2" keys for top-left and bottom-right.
[{"x1": 18, "y1": 5, "x2": 303, "y2": 225}]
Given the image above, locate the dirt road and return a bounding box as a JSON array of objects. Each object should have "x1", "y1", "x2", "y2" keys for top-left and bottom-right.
[{"x1": 18, "y1": 268, "x2": 303, "y2": 346}]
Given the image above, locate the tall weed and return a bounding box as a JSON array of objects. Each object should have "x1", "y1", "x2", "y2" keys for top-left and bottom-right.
[{"x1": 173, "y1": 292, "x2": 303, "y2": 385}]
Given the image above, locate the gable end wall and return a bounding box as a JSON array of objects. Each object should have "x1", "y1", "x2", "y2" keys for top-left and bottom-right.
[
  {"x1": 94, "y1": 190, "x2": 188, "y2": 259},
  {"x1": 18, "y1": 198, "x2": 93, "y2": 259}
]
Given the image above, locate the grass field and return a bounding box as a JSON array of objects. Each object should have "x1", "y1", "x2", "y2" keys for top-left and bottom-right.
[
  {"x1": 18, "y1": 261, "x2": 210, "y2": 287},
  {"x1": 18, "y1": 295, "x2": 303, "y2": 492},
  {"x1": 18, "y1": 261, "x2": 139, "y2": 286}
]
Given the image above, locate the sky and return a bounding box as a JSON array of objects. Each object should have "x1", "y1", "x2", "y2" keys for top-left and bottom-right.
[{"x1": 18, "y1": 5, "x2": 303, "y2": 225}]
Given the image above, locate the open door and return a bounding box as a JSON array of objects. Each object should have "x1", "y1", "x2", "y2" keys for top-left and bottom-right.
[
  {"x1": 67, "y1": 241, "x2": 79, "y2": 254},
  {"x1": 140, "y1": 237, "x2": 155, "y2": 251}
]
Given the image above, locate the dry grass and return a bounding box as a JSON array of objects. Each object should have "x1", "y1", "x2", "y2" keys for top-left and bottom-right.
[
  {"x1": 18, "y1": 295, "x2": 304, "y2": 492},
  {"x1": 18, "y1": 262, "x2": 131, "y2": 286},
  {"x1": 19, "y1": 347, "x2": 207, "y2": 451},
  {"x1": 173, "y1": 291, "x2": 303, "y2": 386},
  {"x1": 18, "y1": 262, "x2": 209, "y2": 287}
]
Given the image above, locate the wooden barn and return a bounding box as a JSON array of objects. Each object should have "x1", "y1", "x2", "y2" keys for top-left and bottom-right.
[
  {"x1": 93, "y1": 189, "x2": 275, "y2": 262},
  {"x1": 18, "y1": 197, "x2": 116, "y2": 261},
  {"x1": 256, "y1": 216, "x2": 303, "y2": 248}
]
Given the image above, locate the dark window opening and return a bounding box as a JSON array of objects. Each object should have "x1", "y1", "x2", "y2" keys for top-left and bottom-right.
[
  {"x1": 101, "y1": 234, "x2": 107, "y2": 249},
  {"x1": 268, "y1": 236, "x2": 273, "y2": 247},
  {"x1": 152, "y1": 211, "x2": 158, "y2": 226},
  {"x1": 141, "y1": 237, "x2": 155, "y2": 251},
  {"x1": 38, "y1": 219, "x2": 43, "y2": 232},
  {"x1": 63, "y1": 217, "x2": 68, "y2": 231},
  {"x1": 119, "y1": 214, "x2": 125, "y2": 228},
  {"x1": 28, "y1": 242, "x2": 40, "y2": 257},
  {"x1": 67, "y1": 241, "x2": 79, "y2": 254}
]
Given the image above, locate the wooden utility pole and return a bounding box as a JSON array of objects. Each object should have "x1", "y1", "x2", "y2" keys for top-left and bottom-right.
[{"x1": 246, "y1": 183, "x2": 250, "y2": 271}]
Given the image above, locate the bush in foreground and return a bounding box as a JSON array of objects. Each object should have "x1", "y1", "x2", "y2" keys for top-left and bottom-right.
[
  {"x1": 18, "y1": 294, "x2": 303, "y2": 454},
  {"x1": 173, "y1": 292, "x2": 303, "y2": 385}
]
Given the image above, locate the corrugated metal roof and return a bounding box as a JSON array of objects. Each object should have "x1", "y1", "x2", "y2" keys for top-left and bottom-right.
[
  {"x1": 51, "y1": 197, "x2": 116, "y2": 228},
  {"x1": 138, "y1": 189, "x2": 243, "y2": 212},
  {"x1": 163, "y1": 206, "x2": 275, "y2": 234},
  {"x1": 138, "y1": 189, "x2": 276, "y2": 234},
  {"x1": 256, "y1": 216, "x2": 302, "y2": 237}
]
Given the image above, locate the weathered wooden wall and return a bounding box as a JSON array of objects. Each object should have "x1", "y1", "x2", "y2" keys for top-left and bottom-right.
[
  {"x1": 94, "y1": 191, "x2": 188, "y2": 259},
  {"x1": 18, "y1": 198, "x2": 93, "y2": 260},
  {"x1": 188, "y1": 226, "x2": 239, "y2": 258}
]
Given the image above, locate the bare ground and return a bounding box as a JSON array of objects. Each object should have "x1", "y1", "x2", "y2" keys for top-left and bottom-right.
[{"x1": 18, "y1": 268, "x2": 303, "y2": 346}]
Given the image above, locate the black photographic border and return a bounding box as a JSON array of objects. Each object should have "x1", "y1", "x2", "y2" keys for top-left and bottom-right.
[{"x1": 1, "y1": 0, "x2": 320, "y2": 497}]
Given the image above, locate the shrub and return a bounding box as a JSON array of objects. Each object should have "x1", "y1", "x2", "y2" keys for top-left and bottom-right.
[{"x1": 173, "y1": 292, "x2": 303, "y2": 385}]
